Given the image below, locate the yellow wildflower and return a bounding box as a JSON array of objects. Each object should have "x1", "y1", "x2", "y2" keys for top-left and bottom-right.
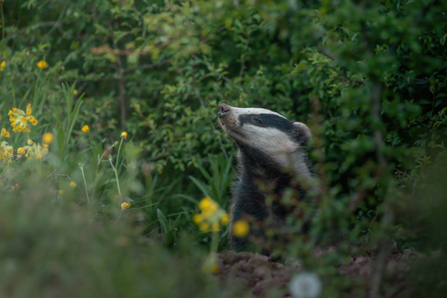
[
  {"x1": 25, "y1": 143, "x2": 49, "y2": 160},
  {"x1": 37, "y1": 60, "x2": 48, "y2": 69},
  {"x1": 192, "y1": 197, "x2": 229, "y2": 233},
  {"x1": 59, "y1": 189, "x2": 64, "y2": 195},
  {"x1": 121, "y1": 131, "x2": 128, "y2": 139},
  {"x1": 0, "y1": 61, "x2": 5, "y2": 72},
  {"x1": 199, "y1": 197, "x2": 218, "y2": 218},
  {"x1": 1, "y1": 128, "x2": 10, "y2": 138},
  {"x1": 43, "y1": 132, "x2": 53, "y2": 144},
  {"x1": 202, "y1": 254, "x2": 220, "y2": 274},
  {"x1": 28, "y1": 139, "x2": 34, "y2": 145},
  {"x1": 11, "y1": 183, "x2": 20, "y2": 190},
  {"x1": 17, "y1": 148, "x2": 25, "y2": 155},
  {"x1": 69, "y1": 182, "x2": 76, "y2": 188},
  {"x1": 192, "y1": 214, "x2": 203, "y2": 224},
  {"x1": 74, "y1": 89, "x2": 78, "y2": 95},
  {"x1": 121, "y1": 202, "x2": 131, "y2": 210},
  {"x1": 199, "y1": 223, "x2": 210, "y2": 231},
  {"x1": 9, "y1": 105, "x2": 38, "y2": 133},
  {"x1": 220, "y1": 213, "x2": 230, "y2": 225},
  {"x1": 202, "y1": 263, "x2": 219, "y2": 274},
  {"x1": 232, "y1": 219, "x2": 250, "y2": 237},
  {"x1": 82, "y1": 125, "x2": 89, "y2": 133},
  {"x1": 0, "y1": 141, "x2": 13, "y2": 162}
]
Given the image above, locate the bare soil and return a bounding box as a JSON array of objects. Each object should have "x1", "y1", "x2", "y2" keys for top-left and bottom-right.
[{"x1": 215, "y1": 249, "x2": 437, "y2": 298}]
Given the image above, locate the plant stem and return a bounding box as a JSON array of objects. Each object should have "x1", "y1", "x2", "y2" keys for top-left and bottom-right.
[
  {"x1": 115, "y1": 138, "x2": 123, "y2": 170},
  {"x1": 211, "y1": 229, "x2": 219, "y2": 255},
  {"x1": 109, "y1": 157, "x2": 121, "y2": 195},
  {"x1": 79, "y1": 163, "x2": 90, "y2": 204}
]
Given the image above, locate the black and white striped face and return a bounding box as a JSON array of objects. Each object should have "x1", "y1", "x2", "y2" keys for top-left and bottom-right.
[{"x1": 217, "y1": 103, "x2": 312, "y2": 171}]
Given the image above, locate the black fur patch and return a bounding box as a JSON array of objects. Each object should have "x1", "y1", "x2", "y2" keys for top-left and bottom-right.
[{"x1": 239, "y1": 113, "x2": 294, "y2": 133}]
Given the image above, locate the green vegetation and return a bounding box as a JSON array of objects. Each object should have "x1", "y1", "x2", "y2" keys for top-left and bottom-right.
[{"x1": 0, "y1": 0, "x2": 446, "y2": 297}]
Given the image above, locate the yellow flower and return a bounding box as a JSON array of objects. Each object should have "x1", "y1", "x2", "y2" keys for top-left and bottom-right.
[
  {"x1": 43, "y1": 132, "x2": 53, "y2": 144},
  {"x1": 82, "y1": 125, "x2": 89, "y2": 133},
  {"x1": 25, "y1": 142, "x2": 49, "y2": 160},
  {"x1": 199, "y1": 197, "x2": 218, "y2": 218},
  {"x1": 202, "y1": 263, "x2": 219, "y2": 274},
  {"x1": 232, "y1": 219, "x2": 250, "y2": 237},
  {"x1": 121, "y1": 131, "x2": 128, "y2": 139},
  {"x1": 199, "y1": 223, "x2": 210, "y2": 231},
  {"x1": 59, "y1": 189, "x2": 64, "y2": 195},
  {"x1": 1, "y1": 128, "x2": 10, "y2": 138},
  {"x1": 8, "y1": 105, "x2": 38, "y2": 132},
  {"x1": 220, "y1": 213, "x2": 230, "y2": 225},
  {"x1": 11, "y1": 183, "x2": 20, "y2": 190},
  {"x1": 0, "y1": 61, "x2": 5, "y2": 72},
  {"x1": 69, "y1": 182, "x2": 76, "y2": 188},
  {"x1": 37, "y1": 60, "x2": 48, "y2": 69},
  {"x1": 17, "y1": 148, "x2": 25, "y2": 155},
  {"x1": 74, "y1": 89, "x2": 78, "y2": 95},
  {"x1": 121, "y1": 202, "x2": 131, "y2": 210},
  {"x1": 192, "y1": 214, "x2": 203, "y2": 224},
  {"x1": 211, "y1": 222, "x2": 220, "y2": 230}
]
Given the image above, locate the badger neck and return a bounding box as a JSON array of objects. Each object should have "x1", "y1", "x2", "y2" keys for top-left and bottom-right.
[{"x1": 237, "y1": 144, "x2": 313, "y2": 184}]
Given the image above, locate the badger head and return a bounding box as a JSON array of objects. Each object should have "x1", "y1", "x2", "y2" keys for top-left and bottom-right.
[{"x1": 218, "y1": 103, "x2": 313, "y2": 180}]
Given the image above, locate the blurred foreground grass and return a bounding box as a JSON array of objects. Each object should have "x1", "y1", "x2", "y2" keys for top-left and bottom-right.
[{"x1": 0, "y1": 177, "x2": 233, "y2": 298}]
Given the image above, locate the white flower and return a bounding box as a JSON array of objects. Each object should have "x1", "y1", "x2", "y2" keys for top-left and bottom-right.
[{"x1": 289, "y1": 272, "x2": 322, "y2": 298}]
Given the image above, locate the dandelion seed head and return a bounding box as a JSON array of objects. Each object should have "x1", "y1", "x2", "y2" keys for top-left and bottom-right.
[{"x1": 289, "y1": 272, "x2": 322, "y2": 298}]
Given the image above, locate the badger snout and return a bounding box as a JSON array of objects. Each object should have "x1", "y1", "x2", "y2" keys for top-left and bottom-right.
[{"x1": 218, "y1": 103, "x2": 231, "y2": 119}]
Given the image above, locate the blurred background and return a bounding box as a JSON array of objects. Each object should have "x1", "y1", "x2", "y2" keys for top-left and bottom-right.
[{"x1": 0, "y1": 0, "x2": 446, "y2": 297}]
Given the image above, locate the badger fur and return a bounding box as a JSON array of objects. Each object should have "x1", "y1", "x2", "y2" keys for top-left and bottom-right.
[{"x1": 217, "y1": 103, "x2": 316, "y2": 252}]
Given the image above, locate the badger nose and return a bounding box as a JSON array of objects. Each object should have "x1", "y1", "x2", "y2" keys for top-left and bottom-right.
[{"x1": 218, "y1": 103, "x2": 231, "y2": 118}]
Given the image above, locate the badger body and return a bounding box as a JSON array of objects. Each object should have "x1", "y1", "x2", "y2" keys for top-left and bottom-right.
[{"x1": 217, "y1": 103, "x2": 315, "y2": 252}]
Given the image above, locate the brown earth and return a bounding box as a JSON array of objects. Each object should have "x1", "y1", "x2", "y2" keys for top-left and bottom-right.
[{"x1": 215, "y1": 249, "x2": 439, "y2": 298}]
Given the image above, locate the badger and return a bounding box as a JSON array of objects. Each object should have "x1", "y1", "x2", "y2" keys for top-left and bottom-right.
[{"x1": 217, "y1": 103, "x2": 317, "y2": 253}]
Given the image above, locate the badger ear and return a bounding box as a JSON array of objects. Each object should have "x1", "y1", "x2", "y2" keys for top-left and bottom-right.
[{"x1": 293, "y1": 122, "x2": 312, "y2": 145}]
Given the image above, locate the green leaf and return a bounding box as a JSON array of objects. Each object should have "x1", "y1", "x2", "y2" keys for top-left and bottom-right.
[
  {"x1": 440, "y1": 34, "x2": 447, "y2": 46},
  {"x1": 57, "y1": 126, "x2": 65, "y2": 159},
  {"x1": 189, "y1": 176, "x2": 211, "y2": 198},
  {"x1": 156, "y1": 208, "x2": 169, "y2": 235}
]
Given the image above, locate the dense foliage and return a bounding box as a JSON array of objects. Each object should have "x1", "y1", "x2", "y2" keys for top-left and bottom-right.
[{"x1": 1, "y1": 0, "x2": 446, "y2": 297}]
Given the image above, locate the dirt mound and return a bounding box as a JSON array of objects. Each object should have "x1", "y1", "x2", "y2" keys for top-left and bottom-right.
[
  {"x1": 216, "y1": 251, "x2": 293, "y2": 297},
  {"x1": 216, "y1": 249, "x2": 436, "y2": 298}
]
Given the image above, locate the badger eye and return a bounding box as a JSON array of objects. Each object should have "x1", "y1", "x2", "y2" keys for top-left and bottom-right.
[{"x1": 253, "y1": 118, "x2": 262, "y2": 125}]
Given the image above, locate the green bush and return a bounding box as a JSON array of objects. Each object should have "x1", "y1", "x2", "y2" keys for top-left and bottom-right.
[{"x1": 1, "y1": 0, "x2": 446, "y2": 296}]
